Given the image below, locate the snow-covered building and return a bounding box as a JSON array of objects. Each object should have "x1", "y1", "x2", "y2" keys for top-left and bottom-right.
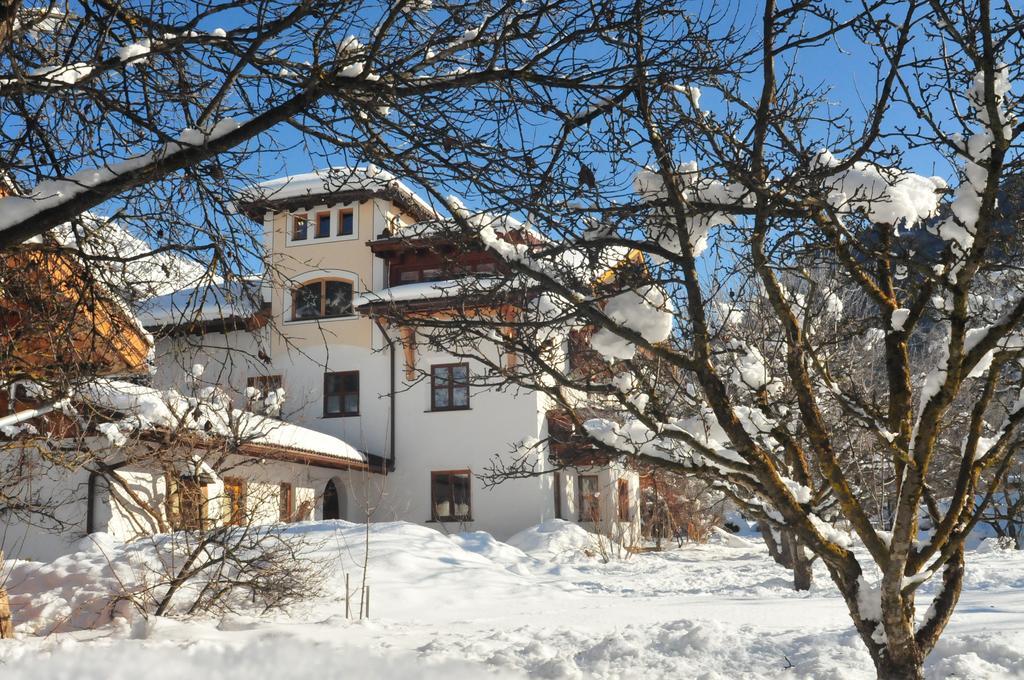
[
  {"x1": 0, "y1": 169, "x2": 641, "y2": 561},
  {"x1": 141, "y1": 167, "x2": 642, "y2": 543},
  {"x1": 0, "y1": 245, "x2": 373, "y2": 561}
]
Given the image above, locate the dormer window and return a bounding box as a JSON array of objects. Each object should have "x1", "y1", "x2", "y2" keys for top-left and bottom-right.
[
  {"x1": 292, "y1": 279, "x2": 354, "y2": 320},
  {"x1": 292, "y1": 214, "x2": 309, "y2": 241}
]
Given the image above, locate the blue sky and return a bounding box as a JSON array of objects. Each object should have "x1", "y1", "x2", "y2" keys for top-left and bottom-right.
[{"x1": 247, "y1": 1, "x2": 964, "y2": 207}]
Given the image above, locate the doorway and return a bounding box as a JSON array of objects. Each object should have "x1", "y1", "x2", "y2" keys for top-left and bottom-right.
[{"x1": 323, "y1": 478, "x2": 346, "y2": 520}]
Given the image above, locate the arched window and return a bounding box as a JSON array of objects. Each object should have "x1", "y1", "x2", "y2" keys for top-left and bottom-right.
[{"x1": 292, "y1": 279, "x2": 354, "y2": 320}]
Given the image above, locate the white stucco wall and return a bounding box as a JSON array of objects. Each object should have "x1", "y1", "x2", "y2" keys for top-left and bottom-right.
[
  {"x1": 134, "y1": 192, "x2": 643, "y2": 545},
  {"x1": 152, "y1": 327, "x2": 270, "y2": 407},
  {"x1": 0, "y1": 454, "x2": 99, "y2": 562},
  {"x1": 104, "y1": 455, "x2": 360, "y2": 542}
]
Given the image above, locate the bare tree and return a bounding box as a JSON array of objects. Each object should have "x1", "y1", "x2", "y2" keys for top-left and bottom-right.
[
  {"x1": 0, "y1": 0, "x2": 647, "y2": 554},
  {"x1": 977, "y1": 461, "x2": 1024, "y2": 549},
  {"x1": 640, "y1": 467, "x2": 723, "y2": 548},
  {"x1": 356, "y1": 3, "x2": 1024, "y2": 677}
]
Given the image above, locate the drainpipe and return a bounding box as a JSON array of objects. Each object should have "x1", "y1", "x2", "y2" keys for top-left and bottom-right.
[
  {"x1": 87, "y1": 461, "x2": 127, "y2": 534},
  {"x1": 374, "y1": 317, "x2": 397, "y2": 473},
  {"x1": 0, "y1": 399, "x2": 69, "y2": 430}
]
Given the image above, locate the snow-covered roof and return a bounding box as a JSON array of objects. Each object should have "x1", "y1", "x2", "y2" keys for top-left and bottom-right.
[
  {"x1": 372, "y1": 218, "x2": 460, "y2": 242},
  {"x1": 136, "y1": 278, "x2": 265, "y2": 329},
  {"x1": 47, "y1": 214, "x2": 210, "y2": 300},
  {"x1": 239, "y1": 166, "x2": 437, "y2": 220},
  {"x1": 78, "y1": 379, "x2": 366, "y2": 465},
  {"x1": 353, "y1": 278, "x2": 490, "y2": 308}
]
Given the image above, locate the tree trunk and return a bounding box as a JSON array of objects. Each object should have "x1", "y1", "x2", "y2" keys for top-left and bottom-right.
[
  {"x1": 761, "y1": 524, "x2": 814, "y2": 590},
  {"x1": 0, "y1": 588, "x2": 12, "y2": 639},
  {"x1": 761, "y1": 523, "x2": 793, "y2": 568},
  {"x1": 788, "y1": 537, "x2": 813, "y2": 592},
  {"x1": 874, "y1": 654, "x2": 924, "y2": 680}
]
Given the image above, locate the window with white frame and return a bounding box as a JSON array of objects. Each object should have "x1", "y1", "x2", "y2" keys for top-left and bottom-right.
[{"x1": 288, "y1": 207, "x2": 356, "y2": 244}]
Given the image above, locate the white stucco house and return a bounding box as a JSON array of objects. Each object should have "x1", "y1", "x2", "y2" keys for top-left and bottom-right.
[
  {"x1": 0, "y1": 167, "x2": 641, "y2": 561},
  {"x1": 142, "y1": 167, "x2": 641, "y2": 539}
]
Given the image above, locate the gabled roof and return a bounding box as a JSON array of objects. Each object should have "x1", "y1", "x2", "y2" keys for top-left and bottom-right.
[{"x1": 0, "y1": 246, "x2": 152, "y2": 379}]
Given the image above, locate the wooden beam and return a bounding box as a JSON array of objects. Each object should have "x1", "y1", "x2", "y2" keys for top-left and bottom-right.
[
  {"x1": 400, "y1": 326, "x2": 417, "y2": 381},
  {"x1": 0, "y1": 550, "x2": 13, "y2": 639}
]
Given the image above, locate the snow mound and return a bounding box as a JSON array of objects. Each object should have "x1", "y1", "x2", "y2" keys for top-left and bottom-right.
[
  {"x1": 4, "y1": 535, "x2": 139, "y2": 634},
  {"x1": 5, "y1": 521, "x2": 538, "y2": 635},
  {"x1": 976, "y1": 537, "x2": 1015, "y2": 554},
  {"x1": 2, "y1": 521, "x2": 1022, "y2": 679},
  {"x1": 450, "y1": 531, "x2": 540, "y2": 575},
  {"x1": 710, "y1": 527, "x2": 757, "y2": 548},
  {"x1": 505, "y1": 520, "x2": 599, "y2": 561}
]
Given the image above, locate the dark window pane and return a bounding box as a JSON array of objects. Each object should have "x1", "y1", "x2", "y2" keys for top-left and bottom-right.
[
  {"x1": 452, "y1": 386, "x2": 469, "y2": 407},
  {"x1": 316, "y1": 213, "x2": 331, "y2": 238},
  {"x1": 452, "y1": 474, "x2": 470, "y2": 518},
  {"x1": 399, "y1": 270, "x2": 420, "y2": 283},
  {"x1": 340, "y1": 211, "x2": 354, "y2": 236},
  {"x1": 422, "y1": 268, "x2": 442, "y2": 281},
  {"x1": 433, "y1": 388, "x2": 449, "y2": 408},
  {"x1": 432, "y1": 476, "x2": 450, "y2": 519},
  {"x1": 280, "y1": 483, "x2": 293, "y2": 521},
  {"x1": 324, "y1": 280, "x2": 352, "y2": 317},
  {"x1": 452, "y1": 365, "x2": 468, "y2": 382},
  {"x1": 432, "y1": 471, "x2": 471, "y2": 521},
  {"x1": 325, "y1": 372, "x2": 358, "y2": 416},
  {"x1": 293, "y1": 215, "x2": 308, "y2": 241},
  {"x1": 294, "y1": 283, "x2": 322, "y2": 319}
]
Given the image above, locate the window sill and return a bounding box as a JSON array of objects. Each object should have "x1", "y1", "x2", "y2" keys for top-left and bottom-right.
[
  {"x1": 426, "y1": 518, "x2": 473, "y2": 523},
  {"x1": 427, "y1": 407, "x2": 472, "y2": 413},
  {"x1": 322, "y1": 412, "x2": 360, "y2": 419},
  {"x1": 286, "y1": 234, "x2": 360, "y2": 247}
]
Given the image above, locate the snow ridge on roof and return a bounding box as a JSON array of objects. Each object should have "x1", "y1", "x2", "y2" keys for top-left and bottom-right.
[
  {"x1": 244, "y1": 165, "x2": 436, "y2": 218},
  {"x1": 79, "y1": 378, "x2": 366, "y2": 463},
  {"x1": 136, "y1": 277, "x2": 265, "y2": 329},
  {"x1": 353, "y1": 278, "x2": 491, "y2": 308},
  {"x1": 48, "y1": 213, "x2": 210, "y2": 300}
]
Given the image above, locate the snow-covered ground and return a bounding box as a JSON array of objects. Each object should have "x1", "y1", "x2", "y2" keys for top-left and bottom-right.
[{"x1": 1, "y1": 520, "x2": 1022, "y2": 679}]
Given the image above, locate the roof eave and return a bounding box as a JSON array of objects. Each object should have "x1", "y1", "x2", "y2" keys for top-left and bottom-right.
[{"x1": 237, "y1": 185, "x2": 436, "y2": 224}]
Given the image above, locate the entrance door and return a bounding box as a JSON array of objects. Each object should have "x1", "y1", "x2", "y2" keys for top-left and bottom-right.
[{"x1": 323, "y1": 479, "x2": 341, "y2": 520}]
